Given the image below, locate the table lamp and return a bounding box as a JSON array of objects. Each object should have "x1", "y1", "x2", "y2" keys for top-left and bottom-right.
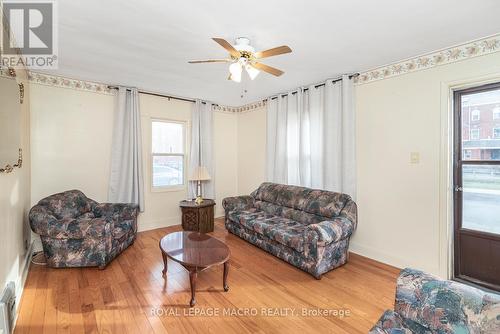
[{"x1": 189, "y1": 166, "x2": 211, "y2": 205}]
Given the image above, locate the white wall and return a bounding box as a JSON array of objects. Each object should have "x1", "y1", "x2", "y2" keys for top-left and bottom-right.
[
  {"x1": 30, "y1": 87, "x2": 114, "y2": 204},
  {"x1": 237, "y1": 107, "x2": 267, "y2": 194},
  {"x1": 0, "y1": 77, "x2": 21, "y2": 160},
  {"x1": 214, "y1": 111, "x2": 238, "y2": 216},
  {"x1": 353, "y1": 51, "x2": 500, "y2": 277},
  {"x1": 0, "y1": 68, "x2": 31, "y2": 310},
  {"x1": 30, "y1": 85, "x2": 238, "y2": 231},
  {"x1": 231, "y1": 52, "x2": 500, "y2": 277}
]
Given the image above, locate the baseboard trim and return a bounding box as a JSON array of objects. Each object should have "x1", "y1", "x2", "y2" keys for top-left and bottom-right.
[
  {"x1": 138, "y1": 214, "x2": 225, "y2": 233},
  {"x1": 137, "y1": 215, "x2": 182, "y2": 232},
  {"x1": 349, "y1": 241, "x2": 441, "y2": 276},
  {"x1": 349, "y1": 242, "x2": 410, "y2": 271},
  {"x1": 12, "y1": 240, "x2": 34, "y2": 332}
]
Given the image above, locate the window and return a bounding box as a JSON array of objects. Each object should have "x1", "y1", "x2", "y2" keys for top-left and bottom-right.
[
  {"x1": 471, "y1": 109, "x2": 480, "y2": 121},
  {"x1": 470, "y1": 128, "x2": 480, "y2": 140},
  {"x1": 494, "y1": 128, "x2": 500, "y2": 139},
  {"x1": 494, "y1": 106, "x2": 500, "y2": 120},
  {"x1": 151, "y1": 120, "x2": 185, "y2": 189},
  {"x1": 463, "y1": 150, "x2": 472, "y2": 159}
]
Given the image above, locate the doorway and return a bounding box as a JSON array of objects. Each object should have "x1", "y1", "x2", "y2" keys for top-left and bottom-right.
[{"x1": 453, "y1": 82, "x2": 500, "y2": 291}]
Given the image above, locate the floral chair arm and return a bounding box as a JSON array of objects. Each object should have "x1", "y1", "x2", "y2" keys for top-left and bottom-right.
[
  {"x1": 222, "y1": 196, "x2": 255, "y2": 212},
  {"x1": 306, "y1": 217, "x2": 354, "y2": 245},
  {"x1": 338, "y1": 199, "x2": 357, "y2": 231},
  {"x1": 29, "y1": 205, "x2": 58, "y2": 236},
  {"x1": 394, "y1": 268, "x2": 500, "y2": 332}
]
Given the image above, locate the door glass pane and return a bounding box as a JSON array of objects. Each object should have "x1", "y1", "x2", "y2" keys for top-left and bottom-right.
[
  {"x1": 462, "y1": 164, "x2": 500, "y2": 234},
  {"x1": 152, "y1": 155, "x2": 184, "y2": 187},
  {"x1": 461, "y1": 89, "x2": 500, "y2": 160}
]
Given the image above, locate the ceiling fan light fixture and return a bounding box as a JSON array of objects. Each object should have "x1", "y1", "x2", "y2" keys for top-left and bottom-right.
[
  {"x1": 245, "y1": 63, "x2": 260, "y2": 80},
  {"x1": 229, "y1": 62, "x2": 242, "y2": 82},
  {"x1": 189, "y1": 37, "x2": 292, "y2": 81}
]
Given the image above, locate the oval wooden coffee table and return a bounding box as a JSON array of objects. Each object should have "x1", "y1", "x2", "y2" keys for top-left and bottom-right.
[{"x1": 159, "y1": 231, "x2": 230, "y2": 307}]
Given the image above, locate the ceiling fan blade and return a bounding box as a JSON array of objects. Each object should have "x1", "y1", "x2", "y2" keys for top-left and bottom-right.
[
  {"x1": 254, "y1": 45, "x2": 292, "y2": 59},
  {"x1": 188, "y1": 59, "x2": 231, "y2": 64},
  {"x1": 252, "y1": 62, "x2": 284, "y2": 76},
  {"x1": 212, "y1": 38, "x2": 241, "y2": 58}
]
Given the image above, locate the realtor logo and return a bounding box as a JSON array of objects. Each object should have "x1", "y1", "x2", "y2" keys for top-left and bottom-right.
[{"x1": 1, "y1": 0, "x2": 58, "y2": 69}]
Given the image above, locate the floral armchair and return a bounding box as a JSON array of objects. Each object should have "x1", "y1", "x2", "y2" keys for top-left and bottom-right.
[
  {"x1": 370, "y1": 268, "x2": 500, "y2": 333},
  {"x1": 29, "y1": 190, "x2": 138, "y2": 268}
]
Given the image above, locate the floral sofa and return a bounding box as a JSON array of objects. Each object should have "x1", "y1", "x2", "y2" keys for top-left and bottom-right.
[
  {"x1": 370, "y1": 268, "x2": 500, "y2": 334},
  {"x1": 222, "y1": 182, "x2": 357, "y2": 279},
  {"x1": 29, "y1": 190, "x2": 138, "y2": 268}
]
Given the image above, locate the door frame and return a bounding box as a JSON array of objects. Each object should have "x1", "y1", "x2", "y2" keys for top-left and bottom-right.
[
  {"x1": 452, "y1": 81, "x2": 500, "y2": 291},
  {"x1": 438, "y1": 73, "x2": 500, "y2": 281}
]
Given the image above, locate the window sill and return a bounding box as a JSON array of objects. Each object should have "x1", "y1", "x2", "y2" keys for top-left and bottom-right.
[{"x1": 151, "y1": 185, "x2": 186, "y2": 193}]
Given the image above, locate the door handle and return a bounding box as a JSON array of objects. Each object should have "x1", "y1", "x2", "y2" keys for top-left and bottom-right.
[{"x1": 454, "y1": 186, "x2": 463, "y2": 192}]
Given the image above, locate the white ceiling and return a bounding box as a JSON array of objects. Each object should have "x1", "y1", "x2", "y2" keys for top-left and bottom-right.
[{"x1": 48, "y1": 0, "x2": 500, "y2": 106}]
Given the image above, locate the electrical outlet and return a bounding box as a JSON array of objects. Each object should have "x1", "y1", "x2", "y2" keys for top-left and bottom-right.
[{"x1": 0, "y1": 282, "x2": 16, "y2": 334}]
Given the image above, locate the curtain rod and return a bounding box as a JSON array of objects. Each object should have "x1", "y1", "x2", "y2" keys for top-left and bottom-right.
[
  {"x1": 268, "y1": 73, "x2": 359, "y2": 101},
  {"x1": 107, "y1": 86, "x2": 215, "y2": 105}
]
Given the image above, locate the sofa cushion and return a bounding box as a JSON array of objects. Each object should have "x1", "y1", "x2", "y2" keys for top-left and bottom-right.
[
  {"x1": 254, "y1": 200, "x2": 325, "y2": 225},
  {"x1": 251, "y1": 182, "x2": 351, "y2": 218},
  {"x1": 38, "y1": 190, "x2": 96, "y2": 220},
  {"x1": 229, "y1": 209, "x2": 307, "y2": 253},
  {"x1": 369, "y1": 310, "x2": 431, "y2": 334}
]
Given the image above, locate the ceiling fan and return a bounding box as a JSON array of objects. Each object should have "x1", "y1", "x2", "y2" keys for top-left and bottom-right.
[{"x1": 188, "y1": 37, "x2": 292, "y2": 82}]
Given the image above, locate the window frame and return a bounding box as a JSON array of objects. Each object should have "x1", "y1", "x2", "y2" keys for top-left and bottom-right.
[
  {"x1": 493, "y1": 127, "x2": 500, "y2": 139},
  {"x1": 471, "y1": 109, "x2": 481, "y2": 121},
  {"x1": 150, "y1": 118, "x2": 187, "y2": 192},
  {"x1": 494, "y1": 107, "x2": 500, "y2": 120},
  {"x1": 463, "y1": 149, "x2": 472, "y2": 160},
  {"x1": 470, "y1": 128, "x2": 480, "y2": 140}
]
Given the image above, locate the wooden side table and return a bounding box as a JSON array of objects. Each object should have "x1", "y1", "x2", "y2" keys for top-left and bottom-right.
[{"x1": 180, "y1": 199, "x2": 215, "y2": 233}]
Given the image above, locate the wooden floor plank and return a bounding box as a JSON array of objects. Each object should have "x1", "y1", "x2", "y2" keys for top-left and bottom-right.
[
  {"x1": 68, "y1": 270, "x2": 86, "y2": 334},
  {"x1": 14, "y1": 219, "x2": 398, "y2": 334},
  {"x1": 14, "y1": 264, "x2": 39, "y2": 334}
]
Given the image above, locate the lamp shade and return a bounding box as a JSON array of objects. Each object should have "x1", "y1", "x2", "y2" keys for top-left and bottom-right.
[
  {"x1": 189, "y1": 166, "x2": 211, "y2": 181},
  {"x1": 245, "y1": 63, "x2": 260, "y2": 80}
]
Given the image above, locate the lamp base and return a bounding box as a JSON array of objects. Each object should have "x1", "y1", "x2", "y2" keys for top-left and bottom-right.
[{"x1": 194, "y1": 196, "x2": 204, "y2": 205}]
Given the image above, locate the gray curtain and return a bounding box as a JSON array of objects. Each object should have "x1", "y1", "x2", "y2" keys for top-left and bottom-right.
[
  {"x1": 188, "y1": 100, "x2": 215, "y2": 199},
  {"x1": 108, "y1": 87, "x2": 145, "y2": 211}
]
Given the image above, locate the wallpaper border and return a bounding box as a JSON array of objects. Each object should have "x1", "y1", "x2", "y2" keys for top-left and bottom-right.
[{"x1": 354, "y1": 34, "x2": 500, "y2": 85}]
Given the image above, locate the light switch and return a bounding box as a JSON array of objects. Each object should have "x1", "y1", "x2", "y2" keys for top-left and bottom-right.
[{"x1": 410, "y1": 152, "x2": 420, "y2": 164}]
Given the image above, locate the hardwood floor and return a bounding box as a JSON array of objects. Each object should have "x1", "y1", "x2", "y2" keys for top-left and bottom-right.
[{"x1": 15, "y1": 218, "x2": 399, "y2": 334}]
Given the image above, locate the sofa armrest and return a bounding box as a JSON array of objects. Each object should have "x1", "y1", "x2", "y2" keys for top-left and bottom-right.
[
  {"x1": 368, "y1": 310, "x2": 406, "y2": 334},
  {"x1": 306, "y1": 217, "x2": 354, "y2": 244},
  {"x1": 222, "y1": 196, "x2": 254, "y2": 212},
  {"x1": 338, "y1": 199, "x2": 357, "y2": 231},
  {"x1": 29, "y1": 205, "x2": 58, "y2": 236},
  {"x1": 394, "y1": 268, "x2": 500, "y2": 332},
  {"x1": 93, "y1": 203, "x2": 138, "y2": 221}
]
